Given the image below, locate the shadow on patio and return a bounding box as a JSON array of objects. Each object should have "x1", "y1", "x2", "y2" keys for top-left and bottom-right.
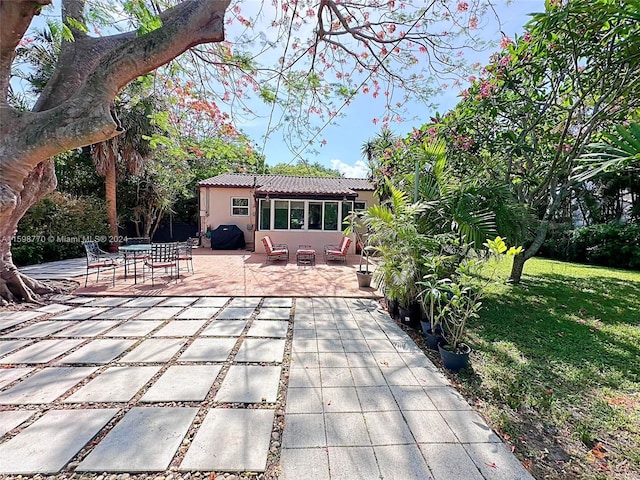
[{"x1": 74, "y1": 249, "x2": 380, "y2": 298}]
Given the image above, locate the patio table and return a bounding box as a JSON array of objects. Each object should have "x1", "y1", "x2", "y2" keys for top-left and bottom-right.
[
  {"x1": 296, "y1": 245, "x2": 316, "y2": 266},
  {"x1": 119, "y1": 244, "x2": 152, "y2": 284}
]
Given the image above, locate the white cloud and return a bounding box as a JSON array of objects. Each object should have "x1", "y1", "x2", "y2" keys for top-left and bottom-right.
[{"x1": 331, "y1": 159, "x2": 369, "y2": 179}]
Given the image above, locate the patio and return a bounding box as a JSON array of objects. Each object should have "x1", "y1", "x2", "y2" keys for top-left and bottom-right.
[{"x1": 70, "y1": 248, "x2": 380, "y2": 298}]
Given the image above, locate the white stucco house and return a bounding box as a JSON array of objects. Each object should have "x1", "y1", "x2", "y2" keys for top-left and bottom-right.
[{"x1": 198, "y1": 173, "x2": 376, "y2": 254}]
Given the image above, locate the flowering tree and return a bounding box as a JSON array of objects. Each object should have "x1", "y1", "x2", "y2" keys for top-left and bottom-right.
[
  {"x1": 0, "y1": 0, "x2": 497, "y2": 303},
  {"x1": 435, "y1": 0, "x2": 640, "y2": 283}
]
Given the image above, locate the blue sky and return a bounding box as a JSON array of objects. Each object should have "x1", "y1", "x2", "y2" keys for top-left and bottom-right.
[{"x1": 240, "y1": 0, "x2": 546, "y2": 177}]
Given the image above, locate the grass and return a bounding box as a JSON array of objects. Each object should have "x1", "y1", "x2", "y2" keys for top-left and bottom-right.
[{"x1": 454, "y1": 258, "x2": 640, "y2": 479}]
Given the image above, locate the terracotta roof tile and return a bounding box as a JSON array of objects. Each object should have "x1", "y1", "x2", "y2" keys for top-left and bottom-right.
[{"x1": 198, "y1": 173, "x2": 373, "y2": 195}]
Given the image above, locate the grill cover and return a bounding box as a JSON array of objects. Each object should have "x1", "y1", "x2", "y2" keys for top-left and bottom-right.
[{"x1": 210, "y1": 225, "x2": 246, "y2": 250}]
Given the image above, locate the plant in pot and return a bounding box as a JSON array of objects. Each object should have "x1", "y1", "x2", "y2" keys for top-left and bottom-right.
[
  {"x1": 437, "y1": 237, "x2": 523, "y2": 371},
  {"x1": 418, "y1": 274, "x2": 449, "y2": 350},
  {"x1": 437, "y1": 276, "x2": 482, "y2": 371},
  {"x1": 356, "y1": 245, "x2": 376, "y2": 288}
]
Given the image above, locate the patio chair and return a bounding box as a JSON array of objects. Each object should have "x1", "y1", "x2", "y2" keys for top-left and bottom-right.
[
  {"x1": 262, "y1": 236, "x2": 289, "y2": 263},
  {"x1": 323, "y1": 236, "x2": 352, "y2": 264},
  {"x1": 82, "y1": 241, "x2": 120, "y2": 287},
  {"x1": 142, "y1": 243, "x2": 179, "y2": 286},
  {"x1": 177, "y1": 238, "x2": 196, "y2": 273}
]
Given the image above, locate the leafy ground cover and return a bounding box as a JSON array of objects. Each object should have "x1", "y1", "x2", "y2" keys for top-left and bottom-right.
[{"x1": 413, "y1": 258, "x2": 640, "y2": 479}]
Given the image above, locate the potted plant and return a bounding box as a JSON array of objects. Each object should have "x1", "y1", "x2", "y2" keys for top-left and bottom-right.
[
  {"x1": 437, "y1": 277, "x2": 482, "y2": 371},
  {"x1": 436, "y1": 237, "x2": 522, "y2": 371},
  {"x1": 418, "y1": 274, "x2": 449, "y2": 350},
  {"x1": 356, "y1": 245, "x2": 375, "y2": 288}
]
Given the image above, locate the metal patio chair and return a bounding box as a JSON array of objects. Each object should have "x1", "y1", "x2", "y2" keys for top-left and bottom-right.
[{"x1": 82, "y1": 241, "x2": 120, "y2": 286}]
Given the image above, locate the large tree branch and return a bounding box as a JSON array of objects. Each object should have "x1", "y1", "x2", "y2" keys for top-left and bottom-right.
[
  {"x1": 1, "y1": 0, "x2": 231, "y2": 192},
  {"x1": 0, "y1": 0, "x2": 51, "y2": 104}
]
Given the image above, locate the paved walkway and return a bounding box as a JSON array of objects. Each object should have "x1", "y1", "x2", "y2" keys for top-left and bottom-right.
[{"x1": 0, "y1": 296, "x2": 534, "y2": 479}]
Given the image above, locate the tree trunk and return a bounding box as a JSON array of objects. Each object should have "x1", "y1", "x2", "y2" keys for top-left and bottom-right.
[
  {"x1": 0, "y1": 0, "x2": 230, "y2": 303},
  {"x1": 105, "y1": 159, "x2": 119, "y2": 248},
  {"x1": 0, "y1": 161, "x2": 60, "y2": 305}
]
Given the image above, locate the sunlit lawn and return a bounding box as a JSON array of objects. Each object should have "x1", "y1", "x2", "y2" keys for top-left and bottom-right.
[{"x1": 456, "y1": 258, "x2": 639, "y2": 479}]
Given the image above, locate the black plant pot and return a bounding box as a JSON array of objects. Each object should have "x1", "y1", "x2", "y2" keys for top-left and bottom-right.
[
  {"x1": 424, "y1": 328, "x2": 446, "y2": 351},
  {"x1": 420, "y1": 319, "x2": 431, "y2": 336},
  {"x1": 398, "y1": 302, "x2": 421, "y2": 329},
  {"x1": 438, "y1": 343, "x2": 471, "y2": 372},
  {"x1": 386, "y1": 298, "x2": 400, "y2": 318}
]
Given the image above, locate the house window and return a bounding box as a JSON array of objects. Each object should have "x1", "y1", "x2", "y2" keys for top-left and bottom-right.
[
  {"x1": 324, "y1": 202, "x2": 339, "y2": 230},
  {"x1": 259, "y1": 199, "x2": 351, "y2": 231},
  {"x1": 259, "y1": 199, "x2": 270, "y2": 230},
  {"x1": 290, "y1": 201, "x2": 304, "y2": 230},
  {"x1": 274, "y1": 200, "x2": 289, "y2": 230},
  {"x1": 341, "y1": 201, "x2": 354, "y2": 228},
  {"x1": 354, "y1": 201, "x2": 366, "y2": 211},
  {"x1": 231, "y1": 197, "x2": 249, "y2": 216}
]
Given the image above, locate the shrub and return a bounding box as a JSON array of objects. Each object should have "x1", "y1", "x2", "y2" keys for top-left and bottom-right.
[
  {"x1": 540, "y1": 223, "x2": 640, "y2": 270},
  {"x1": 12, "y1": 192, "x2": 110, "y2": 266}
]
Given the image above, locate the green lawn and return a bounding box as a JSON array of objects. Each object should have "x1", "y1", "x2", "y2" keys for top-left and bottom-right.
[{"x1": 451, "y1": 258, "x2": 639, "y2": 479}]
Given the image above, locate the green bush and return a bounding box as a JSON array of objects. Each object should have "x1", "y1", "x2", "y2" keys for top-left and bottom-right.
[
  {"x1": 12, "y1": 192, "x2": 110, "y2": 266},
  {"x1": 540, "y1": 223, "x2": 640, "y2": 270}
]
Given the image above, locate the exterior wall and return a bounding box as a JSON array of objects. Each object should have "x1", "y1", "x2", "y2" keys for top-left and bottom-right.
[
  {"x1": 200, "y1": 186, "x2": 256, "y2": 250},
  {"x1": 200, "y1": 185, "x2": 377, "y2": 253},
  {"x1": 254, "y1": 190, "x2": 378, "y2": 255}
]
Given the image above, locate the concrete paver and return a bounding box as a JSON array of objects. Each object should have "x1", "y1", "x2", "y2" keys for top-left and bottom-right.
[
  {"x1": 279, "y1": 447, "x2": 329, "y2": 480},
  {"x1": 235, "y1": 338, "x2": 286, "y2": 362},
  {"x1": 92, "y1": 307, "x2": 147, "y2": 320},
  {"x1": 201, "y1": 319, "x2": 247, "y2": 336},
  {"x1": 141, "y1": 365, "x2": 221, "y2": 402},
  {"x1": 0, "y1": 367, "x2": 34, "y2": 388},
  {"x1": 175, "y1": 307, "x2": 220, "y2": 319},
  {"x1": 3, "y1": 320, "x2": 78, "y2": 338},
  {"x1": 0, "y1": 409, "x2": 118, "y2": 474},
  {"x1": 77, "y1": 407, "x2": 197, "y2": 472},
  {"x1": 256, "y1": 308, "x2": 291, "y2": 320},
  {"x1": 53, "y1": 320, "x2": 121, "y2": 337},
  {"x1": 120, "y1": 338, "x2": 186, "y2": 363},
  {"x1": 179, "y1": 408, "x2": 275, "y2": 471},
  {"x1": 135, "y1": 306, "x2": 184, "y2": 319},
  {"x1": 0, "y1": 339, "x2": 85, "y2": 364},
  {"x1": 247, "y1": 320, "x2": 289, "y2": 337},
  {"x1": 214, "y1": 365, "x2": 281, "y2": 403},
  {"x1": 0, "y1": 411, "x2": 34, "y2": 437},
  {"x1": 152, "y1": 319, "x2": 206, "y2": 337},
  {"x1": 420, "y1": 443, "x2": 485, "y2": 480},
  {"x1": 179, "y1": 337, "x2": 236, "y2": 361},
  {"x1": 228, "y1": 297, "x2": 261, "y2": 308},
  {"x1": 49, "y1": 307, "x2": 108, "y2": 320},
  {"x1": 374, "y1": 444, "x2": 433, "y2": 480},
  {"x1": 282, "y1": 413, "x2": 326, "y2": 448},
  {"x1": 0, "y1": 340, "x2": 31, "y2": 357},
  {"x1": 327, "y1": 446, "x2": 380, "y2": 480},
  {"x1": 193, "y1": 296, "x2": 230, "y2": 307},
  {"x1": 0, "y1": 367, "x2": 97, "y2": 404},
  {"x1": 120, "y1": 297, "x2": 165, "y2": 308},
  {"x1": 325, "y1": 412, "x2": 370, "y2": 446},
  {"x1": 158, "y1": 297, "x2": 198, "y2": 307},
  {"x1": 217, "y1": 306, "x2": 256, "y2": 319},
  {"x1": 57, "y1": 339, "x2": 137, "y2": 364},
  {"x1": 106, "y1": 320, "x2": 163, "y2": 337},
  {"x1": 64, "y1": 366, "x2": 161, "y2": 403}
]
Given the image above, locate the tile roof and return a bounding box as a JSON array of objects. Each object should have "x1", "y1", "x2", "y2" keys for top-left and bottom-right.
[{"x1": 198, "y1": 173, "x2": 373, "y2": 195}]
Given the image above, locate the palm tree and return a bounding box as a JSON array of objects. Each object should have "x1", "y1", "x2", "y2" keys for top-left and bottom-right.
[
  {"x1": 574, "y1": 123, "x2": 640, "y2": 181},
  {"x1": 90, "y1": 94, "x2": 158, "y2": 247}
]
